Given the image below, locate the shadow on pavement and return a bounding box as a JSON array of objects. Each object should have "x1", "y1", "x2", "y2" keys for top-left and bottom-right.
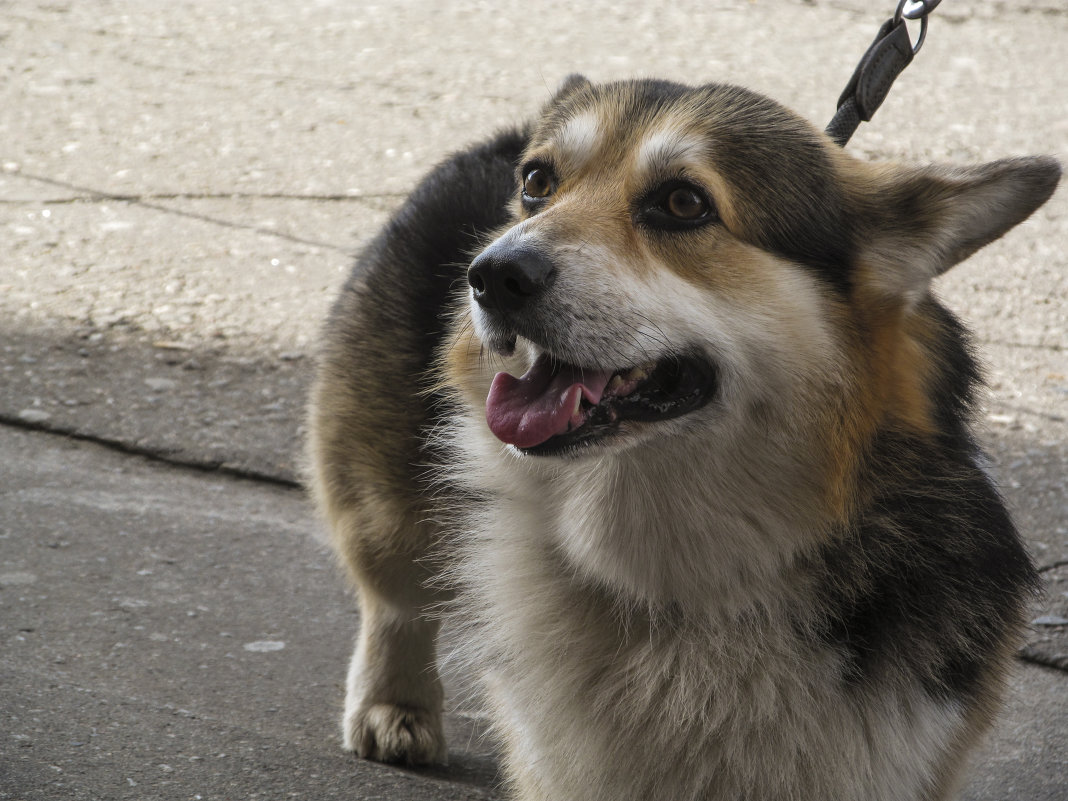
[{"x1": 0, "y1": 321, "x2": 309, "y2": 484}]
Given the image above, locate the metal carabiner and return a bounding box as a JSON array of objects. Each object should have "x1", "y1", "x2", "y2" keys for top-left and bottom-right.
[
  {"x1": 894, "y1": 0, "x2": 931, "y2": 54},
  {"x1": 898, "y1": 0, "x2": 942, "y2": 20}
]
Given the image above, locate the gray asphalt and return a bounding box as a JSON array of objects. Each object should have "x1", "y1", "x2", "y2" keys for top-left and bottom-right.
[{"x1": 1, "y1": 1, "x2": 1065, "y2": 799}]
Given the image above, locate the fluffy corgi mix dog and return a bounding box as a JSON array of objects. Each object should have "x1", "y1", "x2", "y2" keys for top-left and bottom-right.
[{"x1": 307, "y1": 76, "x2": 1060, "y2": 800}]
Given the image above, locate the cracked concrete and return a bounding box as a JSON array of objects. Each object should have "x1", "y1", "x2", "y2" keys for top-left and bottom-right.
[{"x1": 1, "y1": 0, "x2": 1065, "y2": 798}]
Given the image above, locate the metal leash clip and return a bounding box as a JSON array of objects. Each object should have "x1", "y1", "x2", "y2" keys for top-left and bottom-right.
[
  {"x1": 899, "y1": 0, "x2": 942, "y2": 20},
  {"x1": 895, "y1": 0, "x2": 939, "y2": 53}
]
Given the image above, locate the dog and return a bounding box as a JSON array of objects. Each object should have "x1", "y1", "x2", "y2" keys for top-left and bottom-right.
[{"x1": 307, "y1": 75, "x2": 1060, "y2": 800}]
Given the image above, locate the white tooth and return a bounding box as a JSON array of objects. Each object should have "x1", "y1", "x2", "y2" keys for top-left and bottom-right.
[{"x1": 573, "y1": 393, "x2": 582, "y2": 416}]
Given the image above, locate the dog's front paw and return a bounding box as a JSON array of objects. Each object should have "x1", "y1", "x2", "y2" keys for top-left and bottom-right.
[{"x1": 345, "y1": 702, "x2": 447, "y2": 766}]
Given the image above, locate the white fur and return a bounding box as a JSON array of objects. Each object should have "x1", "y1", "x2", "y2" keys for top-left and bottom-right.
[
  {"x1": 443, "y1": 413, "x2": 967, "y2": 800},
  {"x1": 635, "y1": 124, "x2": 709, "y2": 179},
  {"x1": 553, "y1": 111, "x2": 602, "y2": 172}
]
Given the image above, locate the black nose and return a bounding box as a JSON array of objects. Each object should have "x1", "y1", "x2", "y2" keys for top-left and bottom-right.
[{"x1": 467, "y1": 245, "x2": 556, "y2": 313}]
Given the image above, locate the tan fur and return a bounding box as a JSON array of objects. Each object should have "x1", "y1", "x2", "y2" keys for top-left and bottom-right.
[{"x1": 852, "y1": 293, "x2": 937, "y2": 436}]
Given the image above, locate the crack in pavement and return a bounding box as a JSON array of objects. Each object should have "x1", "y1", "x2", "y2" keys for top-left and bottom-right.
[
  {"x1": 987, "y1": 401, "x2": 1067, "y2": 425},
  {"x1": 1020, "y1": 647, "x2": 1068, "y2": 672},
  {"x1": 0, "y1": 413, "x2": 302, "y2": 490},
  {"x1": 0, "y1": 184, "x2": 406, "y2": 205},
  {"x1": 979, "y1": 338, "x2": 1065, "y2": 353},
  {"x1": 0, "y1": 192, "x2": 404, "y2": 203},
  {"x1": 2, "y1": 172, "x2": 390, "y2": 253}
]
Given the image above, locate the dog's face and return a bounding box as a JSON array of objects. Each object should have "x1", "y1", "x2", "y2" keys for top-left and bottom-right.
[{"x1": 453, "y1": 78, "x2": 1059, "y2": 464}]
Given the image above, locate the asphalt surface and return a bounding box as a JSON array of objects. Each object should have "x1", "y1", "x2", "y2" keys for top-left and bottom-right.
[{"x1": 1, "y1": 1, "x2": 1066, "y2": 799}]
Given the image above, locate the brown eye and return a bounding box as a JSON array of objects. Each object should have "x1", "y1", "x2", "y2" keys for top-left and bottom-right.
[
  {"x1": 523, "y1": 167, "x2": 553, "y2": 199},
  {"x1": 638, "y1": 181, "x2": 717, "y2": 231},
  {"x1": 665, "y1": 187, "x2": 708, "y2": 219}
]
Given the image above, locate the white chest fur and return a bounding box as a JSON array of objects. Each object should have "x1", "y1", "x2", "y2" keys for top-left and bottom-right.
[{"x1": 450, "y1": 436, "x2": 964, "y2": 801}]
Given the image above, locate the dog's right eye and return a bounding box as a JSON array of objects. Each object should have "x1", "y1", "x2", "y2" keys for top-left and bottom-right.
[{"x1": 522, "y1": 167, "x2": 555, "y2": 200}]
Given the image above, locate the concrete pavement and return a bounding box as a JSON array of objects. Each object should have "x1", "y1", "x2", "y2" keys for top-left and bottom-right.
[
  {"x1": 1, "y1": 425, "x2": 499, "y2": 801},
  {"x1": 1, "y1": 1, "x2": 1065, "y2": 798}
]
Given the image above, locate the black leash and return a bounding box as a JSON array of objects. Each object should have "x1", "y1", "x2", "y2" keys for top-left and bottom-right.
[{"x1": 825, "y1": 0, "x2": 942, "y2": 147}]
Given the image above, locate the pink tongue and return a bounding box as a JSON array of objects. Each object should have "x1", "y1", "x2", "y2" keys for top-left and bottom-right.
[{"x1": 486, "y1": 354, "x2": 614, "y2": 448}]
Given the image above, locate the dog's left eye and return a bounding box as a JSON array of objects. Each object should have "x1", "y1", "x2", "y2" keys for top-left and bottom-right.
[{"x1": 665, "y1": 187, "x2": 708, "y2": 220}]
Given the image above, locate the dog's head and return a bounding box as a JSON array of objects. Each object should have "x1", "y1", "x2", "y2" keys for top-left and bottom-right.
[{"x1": 453, "y1": 77, "x2": 1060, "y2": 463}]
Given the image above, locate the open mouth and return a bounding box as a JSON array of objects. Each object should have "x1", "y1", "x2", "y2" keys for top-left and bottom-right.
[{"x1": 485, "y1": 350, "x2": 717, "y2": 456}]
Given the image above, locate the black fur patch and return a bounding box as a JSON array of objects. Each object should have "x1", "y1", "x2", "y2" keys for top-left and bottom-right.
[
  {"x1": 813, "y1": 432, "x2": 1038, "y2": 702},
  {"x1": 693, "y1": 84, "x2": 857, "y2": 295},
  {"x1": 324, "y1": 127, "x2": 528, "y2": 400},
  {"x1": 917, "y1": 298, "x2": 986, "y2": 452},
  {"x1": 810, "y1": 296, "x2": 1037, "y2": 701},
  {"x1": 338, "y1": 128, "x2": 529, "y2": 361},
  {"x1": 317, "y1": 129, "x2": 528, "y2": 484}
]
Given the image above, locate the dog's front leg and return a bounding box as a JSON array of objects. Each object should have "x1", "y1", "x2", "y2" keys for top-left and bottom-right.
[
  {"x1": 308, "y1": 377, "x2": 448, "y2": 765},
  {"x1": 344, "y1": 578, "x2": 445, "y2": 764},
  {"x1": 329, "y1": 506, "x2": 448, "y2": 766}
]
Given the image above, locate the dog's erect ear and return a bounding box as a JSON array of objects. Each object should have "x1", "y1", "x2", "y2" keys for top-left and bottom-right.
[
  {"x1": 858, "y1": 156, "x2": 1060, "y2": 298},
  {"x1": 541, "y1": 73, "x2": 592, "y2": 113}
]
